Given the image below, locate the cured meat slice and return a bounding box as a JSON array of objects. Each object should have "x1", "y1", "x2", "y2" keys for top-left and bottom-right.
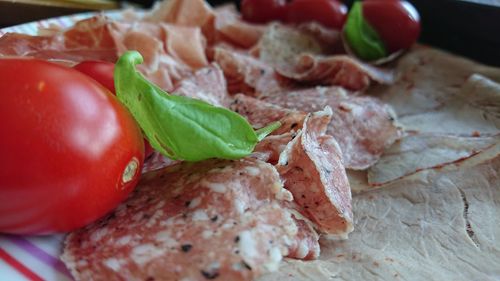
[
  {"x1": 147, "y1": 0, "x2": 263, "y2": 48},
  {"x1": 62, "y1": 158, "x2": 320, "y2": 281},
  {"x1": 261, "y1": 87, "x2": 401, "y2": 170},
  {"x1": 142, "y1": 152, "x2": 179, "y2": 173},
  {"x1": 368, "y1": 47, "x2": 500, "y2": 117},
  {"x1": 0, "y1": 16, "x2": 117, "y2": 62},
  {"x1": 253, "y1": 133, "x2": 297, "y2": 165},
  {"x1": 230, "y1": 94, "x2": 306, "y2": 135},
  {"x1": 277, "y1": 108, "x2": 353, "y2": 238},
  {"x1": 109, "y1": 23, "x2": 192, "y2": 91},
  {"x1": 259, "y1": 24, "x2": 393, "y2": 91},
  {"x1": 162, "y1": 24, "x2": 208, "y2": 69},
  {"x1": 230, "y1": 94, "x2": 305, "y2": 164},
  {"x1": 367, "y1": 134, "x2": 500, "y2": 186},
  {"x1": 295, "y1": 22, "x2": 341, "y2": 49},
  {"x1": 285, "y1": 208, "x2": 321, "y2": 260},
  {"x1": 260, "y1": 156, "x2": 500, "y2": 281},
  {"x1": 173, "y1": 63, "x2": 231, "y2": 107},
  {"x1": 395, "y1": 74, "x2": 500, "y2": 136},
  {"x1": 214, "y1": 47, "x2": 292, "y2": 95},
  {"x1": 214, "y1": 4, "x2": 265, "y2": 48},
  {"x1": 146, "y1": 0, "x2": 215, "y2": 28}
]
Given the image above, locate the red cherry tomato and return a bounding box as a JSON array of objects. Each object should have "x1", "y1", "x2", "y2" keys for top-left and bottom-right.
[
  {"x1": 362, "y1": 0, "x2": 420, "y2": 53},
  {"x1": 0, "y1": 58, "x2": 145, "y2": 234},
  {"x1": 241, "y1": 0, "x2": 288, "y2": 23},
  {"x1": 285, "y1": 0, "x2": 348, "y2": 30},
  {"x1": 241, "y1": 0, "x2": 347, "y2": 30},
  {"x1": 74, "y1": 61, "x2": 115, "y2": 94},
  {"x1": 74, "y1": 61, "x2": 155, "y2": 158}
]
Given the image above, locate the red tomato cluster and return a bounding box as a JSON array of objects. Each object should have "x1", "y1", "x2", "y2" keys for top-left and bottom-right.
[
  {"x1": 0, "y1": 59, "x2": 145, "y2": 234},
  {"x1": 242, "y1": 0, "x2": 348, "y2": 30}
]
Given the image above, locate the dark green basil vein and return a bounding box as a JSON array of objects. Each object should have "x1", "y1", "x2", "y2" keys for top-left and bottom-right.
[
  {"x1": 115, "y1": 51, "x2": 280, "y2": 161},
  {"x1": 344, "y1": 1, "x2": 388, "y2": 61}
]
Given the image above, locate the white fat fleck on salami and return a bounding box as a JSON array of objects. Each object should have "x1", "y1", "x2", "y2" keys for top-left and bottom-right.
[
  {"x1": 131, "y1": 243, "x2": 165, "y2": 265},
  {"x1": 261, "y1": 87, "x2": 402, "y2": 170},
  {"x1": 234, "y1": 199, "x2": 245, "y2": 214},
  {"x1": 89, "y1": 228, "x2": 108, "y2": 242},
  {"x1": 203, "y1": 181, "x2": 227, "y2": 193},
  {"x1": 154, "y1": 231, "x2": 178, "y2": 247},
  {"x1": 189, "y1": 197, "x2": 202, "y2": 208},
  {"x1": 238, "y1": 230, "x2": 258, "y2": 259},
  {"x1": 264, "y1": 247, "x2": 283, "y2": 272},
  {"x1": 192, "y1": 210, "x2": 210, "y2": 221},
  {"x1": 244, "y1": 166, "x2": 260, "y2": 176},
  {"x1": 202, "y1": 230, "x2": 213, "y2": 239},
  {"x1": 62, "y1": 158, "x2": 320, "y2": 281},
  {"x1": 103, "y1": 258, "x2": 121, "y2": 271},
  {"x1": 115, "y1": 235, "x2": 132, "y2": 246},
  {"x1": 296, "y1": 240, "x2": 309, "y2": 259},
  {"x1": 277, "y1": 108, "x2": 353, "y2": 237}
]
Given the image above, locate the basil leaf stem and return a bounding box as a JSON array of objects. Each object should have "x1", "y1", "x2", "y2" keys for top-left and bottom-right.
[{"x1": 115, "y1": 51, "x2": 279, "y2": 161}]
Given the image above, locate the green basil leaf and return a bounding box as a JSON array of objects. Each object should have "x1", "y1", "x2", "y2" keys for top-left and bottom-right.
[
  {"x1": 344, "y1": 1, "x2": 388, "y2": 61},
  {"x1": 115, "y1": 51, "x2": 280, "y2": 161}
]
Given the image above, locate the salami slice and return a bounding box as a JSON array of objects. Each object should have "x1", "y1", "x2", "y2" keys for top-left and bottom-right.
[
  {"x1": 286, "y1": 207, "x2": 321, "y2": 260},
  {"x1": 277, "y1": 108, "x2": 353, "y2": 238},
  {"x1": 253, "y1": 132, "x2": 297, "y2": 164},
  {"x1": 142, "y1": 152, "x2": 179, "y2": 173},
  {"x1": 173, "y1": 63, "x2": 231, "y2": 107},
  {"x1": 62, "y1": 158, "x2": 320, "y2": 281},
  {"x1": 259, "y1": 24, "x2": 393, "y2": 91},
  {"x1": 261, "y1": 87, "x2": 402, "y2": 170},
  {"x1": 230, "y1": 94, "x2": 306, "y2": 135},
  {"x1": 213, "y1": 47, "x2": 292, "y2": 95}
]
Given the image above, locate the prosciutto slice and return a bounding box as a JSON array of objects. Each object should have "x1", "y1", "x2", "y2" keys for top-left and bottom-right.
[
  {"x1": 214, "y1": 5, "x2": 265, "y2": 48},
  {"x1": 0, "y1": 16, "x2": 118, "y2": 62}
]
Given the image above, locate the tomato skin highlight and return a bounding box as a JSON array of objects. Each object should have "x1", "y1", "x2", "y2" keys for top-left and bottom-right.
[
  {"x1": 241, "y1": 0, "x2": 288, "y2": 23},
  {"x1": 285, "y1": 0, "x2": 348, "y2": 30},
  {"x1": 0, "y1": 58, "x2": 145, "y2": 234},
  {"x1": 74, "y1": 60, "x2": 155, "y2": 159},
  {"x1": 73, "y1": 61, "x2": 116, "y2": 94},
  {"x1": 241, "y1": 0, "x2": 347, "y2": 30},
  {"x1": 362, "y1": 0, "x2": 420, "y2": 53}
]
